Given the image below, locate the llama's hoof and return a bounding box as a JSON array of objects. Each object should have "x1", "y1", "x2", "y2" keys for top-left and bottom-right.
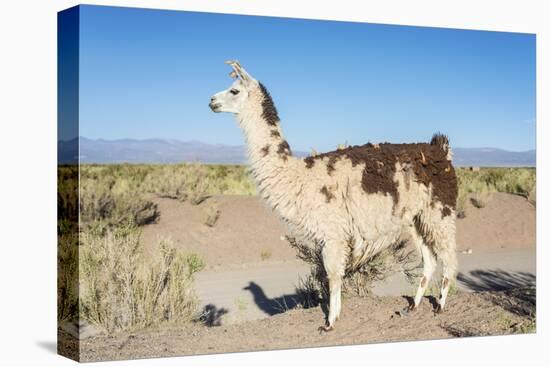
[{"x1": 318, "y1": 325, "x2": 334, "y2": 333}]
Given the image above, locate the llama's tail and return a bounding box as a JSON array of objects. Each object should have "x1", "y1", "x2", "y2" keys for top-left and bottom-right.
[{"x1": 430, "y1": 132, "x2": 452, "y2": 161}]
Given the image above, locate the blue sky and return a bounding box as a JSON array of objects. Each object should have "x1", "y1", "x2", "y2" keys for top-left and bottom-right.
[{"x1": 76, "y1": 5, "x2": 536, "y2": 152}]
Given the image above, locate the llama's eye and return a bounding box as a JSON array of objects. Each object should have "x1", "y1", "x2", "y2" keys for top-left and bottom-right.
[{"x1": 230, "y1": 89, "x2": 240, "y2": 95}]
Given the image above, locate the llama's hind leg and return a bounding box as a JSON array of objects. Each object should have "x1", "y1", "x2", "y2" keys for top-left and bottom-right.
[
  {"x1": 411, "y1": 237, "x2": 436, "y2": 311},
  {"x1": 435, "y1": 234, "x2": 457, "y2": 313},
  {"x1": 320, "y1": 240, "x2": 347, "y2": 331}
]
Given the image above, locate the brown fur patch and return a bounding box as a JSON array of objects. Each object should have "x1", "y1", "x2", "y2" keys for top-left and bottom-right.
[
  {"x1": 259, "y1": 83, "x2": 279, "y2": 126},
  {"x1": 304, "y1": 156, "x2": 315, "y2": 168},
  {"x1": 270, "y1": 130, "x2": 281, "y2": 138},
  {"x1": 320, "y1": 186, "x2": 335, "y2": 203},
  {"x1": 441, "y1": 206, "x2": 451, "y2": 218},
  {"x1": 326, "y1": 156, "x2": 338, "y2": 175},
  {"x1": 260, "y1": 145, "x2": 270, "y2": 157},
  {"x1": 277, "y1": 140, "x2": 292, "y2": 160},
  {"x1": 300, "y1": 138, "x2": 458, "y2": 208},
  {"x1": 442, "y1": 277, "x2": 449, "y2": 289},
  {"x1": 421, "y1": 276, "x2": 427, "y2": 288}
]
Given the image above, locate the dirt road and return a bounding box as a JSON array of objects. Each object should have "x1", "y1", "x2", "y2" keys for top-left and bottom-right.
[{"x1": 195, "y1": 248, "x2": 535, "y2": 324}]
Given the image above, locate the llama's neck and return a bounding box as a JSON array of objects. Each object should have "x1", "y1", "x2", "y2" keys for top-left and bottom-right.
[{"x1": 235, "y1": 84, "x2": 303, "y2": 220}]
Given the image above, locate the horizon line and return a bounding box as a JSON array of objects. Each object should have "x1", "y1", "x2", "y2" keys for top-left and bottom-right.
[{"x1": 59, "y1": 136, "x2": 537, "y2": 153}]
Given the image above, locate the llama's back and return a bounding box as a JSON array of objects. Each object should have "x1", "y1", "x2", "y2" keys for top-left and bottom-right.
[{"x1": 303, "y1": 133, "x2": 457, "y2": 215}]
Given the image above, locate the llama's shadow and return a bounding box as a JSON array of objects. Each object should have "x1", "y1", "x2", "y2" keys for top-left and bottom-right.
[
  {"x1": 457, "y1": 270, "x2": 535, "y2": 292},
  {"x1": 458, "y1": 269, "x2": 536, "y2": 317},
  {"x1": 243, "y1": 281, "x2": 313, "y2": 316}
]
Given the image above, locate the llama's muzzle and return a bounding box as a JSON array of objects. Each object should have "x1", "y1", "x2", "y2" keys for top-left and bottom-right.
[{"x1": 209, "y1": 97, "x2": 221, "y2": 112}]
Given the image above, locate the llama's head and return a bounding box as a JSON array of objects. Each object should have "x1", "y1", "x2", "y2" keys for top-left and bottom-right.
[{"x1": 209, "y1": 60, "x2": 260, "y2": 114}]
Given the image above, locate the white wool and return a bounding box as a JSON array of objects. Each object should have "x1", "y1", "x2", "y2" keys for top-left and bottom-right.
[{"x1": 212, "y1": 64, "x2": 457, "y2": 328}]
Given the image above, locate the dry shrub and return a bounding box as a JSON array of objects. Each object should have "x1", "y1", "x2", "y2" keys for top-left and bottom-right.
[
  {"x1": 58, "y1": 165, "x2": 79, "y2": 221},
  {"x1": 58, "y1": 166, "x2": 80, "y2": 324},
  {"x1": 80, "y1": 164, "x2": 257, "y2": 219},
  {"x1": 143, "y1": 164, "x2": 209, "y2": 204},
  {"x1": 80, "y1": 174, "x2": 158, "y2": 227},
  {"x1": 288, "y1": 236, "x2": 420, "y2": 305},
  {"x1": 470, "y1": 189, "x2": 493, "y2": 209},
  {"x1": 528, "y1": 186, "x2": 536, "y2": 206},
  {"x1": 140, "y1": 164, "x2": 255, "y2": 204},
  {"x1": 79, "y1": 225, "x2": 205, "y2": 334},
  {"x1": 58, "y1": 231, "x2": 79, "y2": 323},
  {"x1": 456, "y1": 190, "x2": 468, "y2": 219}
]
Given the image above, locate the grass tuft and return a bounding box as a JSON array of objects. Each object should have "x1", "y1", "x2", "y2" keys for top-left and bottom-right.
[{"x1": 260, "y1": 249, "x2": 272, "y2": 261}]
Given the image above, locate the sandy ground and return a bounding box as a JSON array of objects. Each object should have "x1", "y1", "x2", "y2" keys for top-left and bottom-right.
[
  {"x1": 457, "y1": 192, "x2": 535, "y2": 251},
  {"x1": 66, "y1": 192, "x2": 536, "y2": 362},
  {"x1": 140, "y1": 195, "x2": 296, "y2": 270},
  {"x1": 69, "y1": 287, "x2": 535, "y2": 362},
  {"x1": 141, "y1": 192, "x2": 535, "y2": 270}
]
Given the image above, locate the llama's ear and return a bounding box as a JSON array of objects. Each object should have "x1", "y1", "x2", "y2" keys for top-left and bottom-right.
[{"x1": 225, "y1": 60, "x2": 254, "y2": 83}]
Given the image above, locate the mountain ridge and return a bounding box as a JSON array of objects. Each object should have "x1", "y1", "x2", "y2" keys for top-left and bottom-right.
[{"x1": 58, "y1": 137, "x2": 536, "y2": 167}]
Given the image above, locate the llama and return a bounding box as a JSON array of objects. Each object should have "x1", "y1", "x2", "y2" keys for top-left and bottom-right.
[{"x1": 209, "y1": 61, "x2": 458, "y2": 331}]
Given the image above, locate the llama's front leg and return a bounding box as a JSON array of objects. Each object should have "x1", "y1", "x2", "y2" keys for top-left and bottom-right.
[
  {"x1": 325, "y1": 275, "x2": 343, "y2": 331},
  {"x1": 320, "y1": 241, "x2": 347, "y2": 331}
]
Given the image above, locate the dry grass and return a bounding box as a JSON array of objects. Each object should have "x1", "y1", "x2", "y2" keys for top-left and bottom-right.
[
  {"x1": 456, "y1": 167, "x2": 536, "y2": 217},
  {"x1": 82, "y1": 164, "x2": 255, "y2": 198},
  {"x1": 80, "y1": 167, "x2": 159, "y2": 227},
  {"x1": 79, "y1": 164, "x2": 257, "y2": 227},
  {"x1": 57, "y1": 166, "x2": 80, "y2": 324},
  {"x1": 78, "y1": 225, "x2": 205, "y2": 334},
  {"x1": 57, "y1": 231, "x2": 79, "y2": 323}
]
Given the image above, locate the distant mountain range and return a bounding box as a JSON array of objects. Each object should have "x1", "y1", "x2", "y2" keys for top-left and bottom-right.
[
  {"x1": 58, "y1": 137, "x2": 535, "y2": 167},
  {"x1": 451, "y1": 147, "x2": 535, "y2": 167}
]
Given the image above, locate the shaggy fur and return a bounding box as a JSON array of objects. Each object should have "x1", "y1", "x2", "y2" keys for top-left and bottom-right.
[
  {"x1": 211, "y1": 62, "x2": 458, "y2": 330},
  {"x1": 259, "y1": 82, "x2": 280, "y2": 126}
]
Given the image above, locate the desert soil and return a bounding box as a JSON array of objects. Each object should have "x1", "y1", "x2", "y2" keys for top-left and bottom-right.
[
  {"x1": 70, "y1": 192, "x2": 536, "y2": 362},
  {"x1": 71, "y1": 287, "x2": 534, "y2": 362}
]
